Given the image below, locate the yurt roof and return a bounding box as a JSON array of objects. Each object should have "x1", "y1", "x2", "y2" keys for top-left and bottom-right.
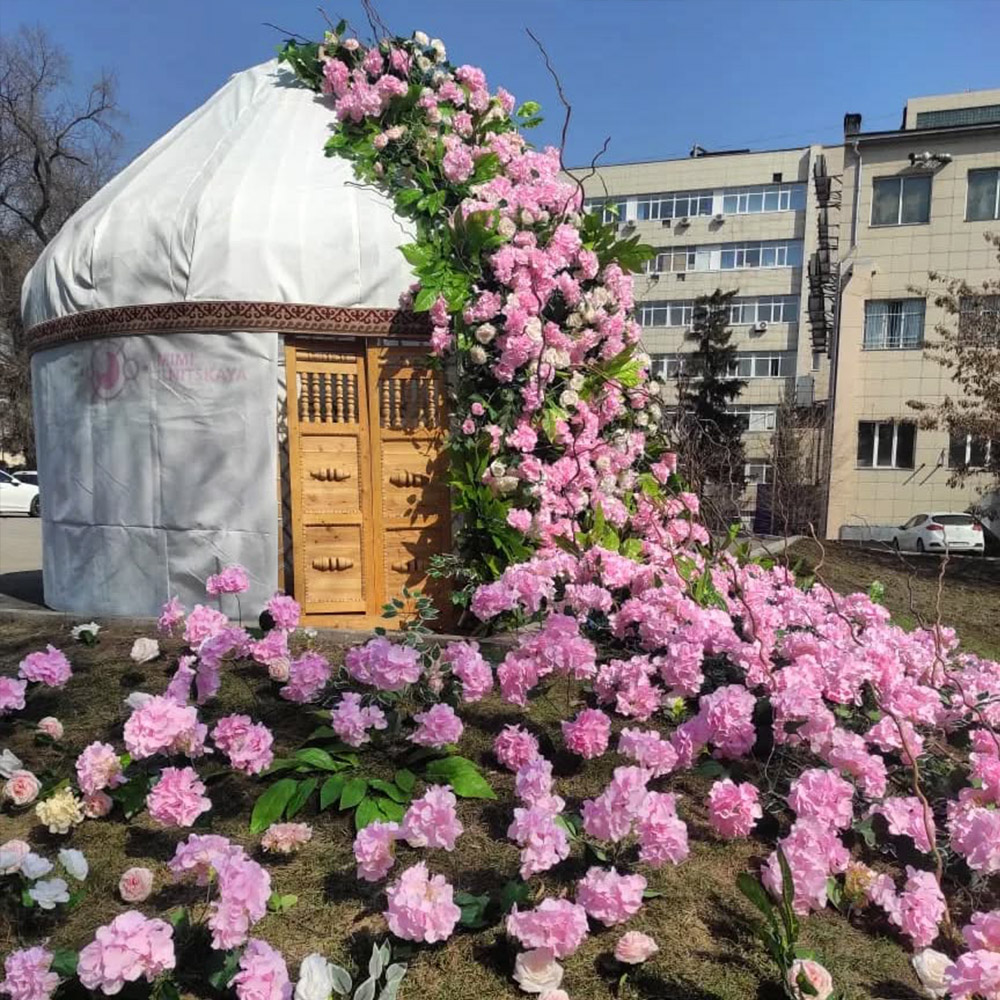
[{"x1": 21, "y1": 60, "x2": 415, "y2": 331}]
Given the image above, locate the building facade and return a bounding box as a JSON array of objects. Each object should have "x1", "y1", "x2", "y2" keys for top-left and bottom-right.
[{"x1": 574, "y1": 87, "x2": 999, "y2": 537}]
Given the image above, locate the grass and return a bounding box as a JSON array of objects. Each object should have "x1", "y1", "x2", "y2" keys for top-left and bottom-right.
[
  {"x1": 780, "y1": 539, "x2": 1000, "y2": 660},
  {"x1": 0, "y1": 609, "x2": 932, "y2": 1000}
]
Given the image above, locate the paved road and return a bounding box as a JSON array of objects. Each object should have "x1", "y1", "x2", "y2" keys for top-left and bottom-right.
[{"x1": 0, "y1": 515, "x2": 44, "y2": 608}]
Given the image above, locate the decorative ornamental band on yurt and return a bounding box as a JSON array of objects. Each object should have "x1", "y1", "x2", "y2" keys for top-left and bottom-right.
[{"x1": 277, "y1": 21, "x2": 666, "y2": 613}]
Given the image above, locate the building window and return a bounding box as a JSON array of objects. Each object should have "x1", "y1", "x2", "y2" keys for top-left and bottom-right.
[
  {"x1": 639, "y1": 302, "x2": 694, "y2": 327},
  {"x1": 744, "y1": 461, "x2": 771, "y2": 485},
  {"x1": 644, "y1": 247, "x2": 697, "y2": 274},
  {"x1": 871, "y1": 175, "x2": 932, "y2": 226},
  {"x1": 722, "y1": 183, "x2": 806, "y2": 214},
  {"x1": 967, "y1": 169, "x2": 1000, "y2": 221},
  {"x1": 811, "y1": 350, "x2": 822, "y2": 371},
  {"x1": 652, "y1": 354, "x2": 686, "y2": 379},
  {"x1": 729, "y1": 406, "x2": 777, "y2": 432},
  {"x1": 948, "y1": 431, "x2": 994, "y2": 468},
  {"x1": 636, "y1": 190, "x2": 713, "y2": 221},
  {"x1": 724, "y1": 354, "x2": 793, "y2": 379},
  {"x1": 584, "y1": 198, "x2": 626, "y2": 224},
  {"x1": 863, "y1": 299, "x2": 926, "y2": 349},
  {"x1": 720, "y1": 241, "x2": 803, "y2": 269},
  {"x1": 728, "y1": 296, "x2": 799, "y2": 325},
  {"x1": 857, "y1": 420, "x2": 916, "y2": 469}
]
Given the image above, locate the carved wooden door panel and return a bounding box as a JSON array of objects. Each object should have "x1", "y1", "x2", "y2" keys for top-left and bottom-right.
[
  {"x1": 286, "y1": 338, "x2": 448, "y2": 625},
  {"x1": 285, "y1": 340, "x2": 373, "y2": 616}
]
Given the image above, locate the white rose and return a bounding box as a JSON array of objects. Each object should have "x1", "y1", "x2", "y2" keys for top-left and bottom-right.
[
  {"x1": 496, "y1": 476, "x2": 520, "y2": 495},
  {"x1": 125, "y1": 691, "x2": 154, "y2": 710},
  {"x1": 911, "y1": 949, "x2": 950, "y2": 998},
  {"x1": 489, "y1": 460, "x2": 507, "y2": 479},
  {"x1": 475, "y1": 324, "x2": 496, "y2": 345},
  {"x1": 295, "y1": 954, "x2": 335, "y2": 1000},
  {"x1": 58, "y1": 848, "x2": 89, "y2": 881},
  {"x1": 559, "y1": 390, "x2": 580, "y2": 409},
  {"x1": 20, "y1": 852, "x2": 54, "y2": 880},
  {"x1": 416, "y1": 55, "x2": 432, "y2": 72},
  {"x1": 569, "y1": 372, "x2": 586, "y2": 391},
  {"x1": 646, "y1": 380, "x2": 662, "y2": 397},
  {"x1": 413, "y1": 30, "x2": 430, "y2": 46},
  {"x1": 130, "y1": 637, "x2": 160, "y2": 663},
  {"x1": 636, "y1": 412, "x2": 649, "y2": 427},
  {"x1": 0, "y1": 748, "x2": 23, "y2": 778},
  {"x1": 524, "y1": 317, "x2": 543, "y2": 342},
  {"x1": 0, "y1": 839, "x2": 30, "y2": 874},
  {"x1": 469, "y1": 346, "x2": 487, "y2": 365},
  {"x1": 513, "y1": 948, "x2": 563, "y2": 994},
  {"x1": 71, "y1": 622, "x2": 100, "y2": 641},
  {"x1": 430, "y1": 39, "x2": 446, "y2": 61},
  {"x1": 29, "y1": 877, "x2": 69, "y2": 910},
  {"x1": 496, "y1": 217, "x2": 517, "y2": 239}
]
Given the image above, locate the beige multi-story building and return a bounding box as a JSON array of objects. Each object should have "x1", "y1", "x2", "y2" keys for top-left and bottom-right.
[
  {"x1": 826, "y1": 89, "x2": 1000, "y2": 538},
  {"x1": 574, "y1": 86, "x2": 999, "y2": 537}
]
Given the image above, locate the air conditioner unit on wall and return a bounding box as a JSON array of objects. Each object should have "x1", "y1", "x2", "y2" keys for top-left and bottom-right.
[{"x1": 752, "y1": 320, "x2": 768, "y2": 333}]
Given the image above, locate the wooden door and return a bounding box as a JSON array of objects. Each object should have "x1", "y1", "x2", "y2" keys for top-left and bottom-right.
[{"x1": 285, "y1": 338, "x2": 448, "y2": 625}]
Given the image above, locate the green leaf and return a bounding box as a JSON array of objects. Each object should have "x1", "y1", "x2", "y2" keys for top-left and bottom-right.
[
  {"x1": 413, "y1": 286, "x2": 438, "y2": 312},
  {"x1": 166, "y1": 907, "x2": 189, "y2": 930},
  {"x1": 586, "y1": 842, "x2": 608, "y2": 863},
  {"x1": 399, "y1": 242, "x2": 433, "y2": 267},
  {"x1": 250, "y1": 778, "x2": 298, "y2": 834},
  {"x1": 642, "y1": 888, "x2": 664, "y2": 899},
  {"x1": 394, "y1": 768, "x2": 416, "y2": 793},
  {"x1": 354, "y1": 979, "x2": 377, "y2": 1000},
  {"x1": 499, "y1": 880, "x2": 532, "y2": 914},
  {"x1": 355, "y1": 795, "x2": 382, "y2": 830},
  {"x1": 267, "y1": 892, "x2": 299, "y2": 913},
  {"x1": 737, "y1": 872, "x2": 776, "y2": 921},
  {"x1": 396, "y1": 188, "x2": 423, "y2": 208},
  {"x1": 340, "y1": 777, "x2": 369, "y2": 810},
  {"x1": 262, "y1": 757, "x2": 300, "y2": 775},
  {"x1": 286, "y1": 777, "x2": 318, "y2": 818},
  {"x1": 424, "y1": 756, "x2": 496, "y2": 799},
  {"x1": 374, "y1": 796, "x2": 405, "y2": 822},
  {"x1": 368, "y1": 941, "x2": 386, "y2": 981},
  {"x1": 369, "y1": 778, "x2": 410, "y2": 803},
  {"x1": 454, "y1": 891, "x2": 491, "y2": 929},
  {"x1": 50, "y1": 949, "x2": 78, "y2": 977},
  {"x1": 329, "y1": 964, "x2": 353, "y2": 997},
  {"x1": 295, "y1": 747, "x2": 349, "y2": 772},
  {"x1": 206, "y1": 950, "x2": 241, "y2": 991},
  {"x1": 112, "y1": 771, "x2": 152, "y2": 820},
  {"x1": 693, "y1": 759, "x2": 727, "y2": 779},
  {"x1": 320, "y1": 774, "x2": 346, "y2": 811}
]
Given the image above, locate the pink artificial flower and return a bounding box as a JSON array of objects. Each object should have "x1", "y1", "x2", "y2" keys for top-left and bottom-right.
[
  {"x1": 870, "y1": 796, "x2": 935, "y2": 853},
  {"x1": 787, "y1": 960, "x2": 834, "y2": 1000},
  {"x1": 183, "y1": 604, "x2": 229, "y2": 647},
  {"x1": 0, "y1": 676, "x2": 27, "y2": 716},
  {"x1": 581, "y1": 766, "x2": 650, "y2": 843},
  {"x1": 409, "y1": 703, "x2": 464, "y2": 748},
  {"x1": 75, "y1": 742, "x2": 125, "y2": 796},
  {"x1": 617, "y1": 728, "x2": 677, "y2": 778},
  {"x1": 0, "y1": 840, "x2": 30, "y2": 875},
  {"x1": 18, "y1": 646, "x2": 72, "y2": 688},
  {"x1": 762, "y1": 819, "x2": 850, "y2": 915},
  {"x1": 346, "y1": 638, "x2": 421, "y2": 692},
  {"x1": 2, "y1": 770, "x2": 40, "y2": 807},
  {"x1": 561, "y1": 708, "x2": 611, "y2": 759},
  {"x1": 83, "y1": 792, "x2": 113, "y2": 818},
  {"x1": 206, "y1": 565, "x2": 249, "y2": 596},
  {"x1": 146, "y1": 767, "x2": 212, "y2": 827},
  {"x1": 280, "y1": 651, "x2": 332, "y2": 704},
  {"x1": 508, "y1": 804, "x2": 570, "y2": 879},
  {"x1": 123, "y1": 696, "x2": 206, "y2": 760},
  {"x1": 514, "y1": 757, "x2": 561, "y2": 810},
  {"x1": 707, "y1": 780, "x2": 762, "y2": 840},
  {"x1": 0, "y1": 947, "x2": 59, "y2": 1000},
  {"x1": 158, "y1": 596, "x2": 185, "y2": 634},
  {"x1": 353, "y1": 821, "x2": 399, "y2": 882},
  {"x1": 331, "y1": 692, "x2": 387, "y2": 747},
  {"x1": 384, "y1": 863, "x2": 461, "y2": 943},
  {"x1": 119, "y1": 867, "x2": 154, "y2": 903},
  {"x1": 77, "y1": 912, "x2": 176, "y2": 995},
  {"x1": 945, "y1": 951, "x2": 1000, "y2": 1000},
  {"x1": 401, "y1": 786, "x2": 464, "y2": 850},
  {"x1": 265, "y1": 594, "x2": 300, "y2": 631},
  {"x1": 36, "y1": 717, "x2": 63, "y2": 740},
  {"x1": 230, "y1": 939, "x2": 291, "y2": 1000},
  {"x1": 212, "y1": 715, "x2": 274, "y2": 775},
  {"x1": 575, "y1": 866, "x2": 646, "y2": 926},
  {"x1": 441, "y1": 641, "x2": 493, "y2": 702},
  {"x1": 506, "y1": 899, "x2": 589, "y2": 959},
  {"x1": 615, "y1": 931, "x2": 659, "y2": 965},
  {"x1": 636, "y1": 791, "x2": 690, "y2": 867},
  {"x1": 209, "y1": 852, "x2": 271, "y2": 950},
  {"x1": 787, "y1": 768, "x2": 855, "y2": 830},
  {"x1": 261, "y1": 823, "x2": 312, "y2": 855},
  {"x1": 494, "y1": 725, "x2": 540, "y2": 771}
]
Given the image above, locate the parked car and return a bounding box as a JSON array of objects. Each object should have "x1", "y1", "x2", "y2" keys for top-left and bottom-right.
[
  {"x1": 892, "y1": 512, "x2": 985, "y2": 554},
  {"x1": 0, "y1": 468, "x2": 40, "y2": 516},
  {"x1": 13, "y1": 470, "x2": 38, "y2": 486}
]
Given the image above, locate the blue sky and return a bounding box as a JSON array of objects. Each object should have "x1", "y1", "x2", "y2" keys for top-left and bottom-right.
[{"x1": 3, "y1": 0, "x2": 998, "y2": 168}]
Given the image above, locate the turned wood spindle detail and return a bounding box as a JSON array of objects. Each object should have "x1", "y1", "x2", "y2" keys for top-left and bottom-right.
[{"x1": 311, "y1": 556, "x2": 354, "y2": 572}]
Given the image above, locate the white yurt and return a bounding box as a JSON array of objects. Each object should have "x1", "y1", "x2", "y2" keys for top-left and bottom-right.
[{"x1": 21, "y1": 60, "x2": 449, "y2": 625}]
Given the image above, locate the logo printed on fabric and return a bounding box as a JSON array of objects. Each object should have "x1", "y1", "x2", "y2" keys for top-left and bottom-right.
[
  {"x1": 90, "y1": 346, "x2": 139, "y2": 401},
  {"x1": 154, "y1": 353, "x2": 248, "y2": 384}
]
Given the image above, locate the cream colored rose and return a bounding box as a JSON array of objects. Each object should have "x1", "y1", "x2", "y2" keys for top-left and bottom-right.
[
  {"x1": 35, "y1": 787, "x2": 84, "y2": 834},
  {"x1": 513, "y1": 948, "x2": 563, "y2": 994},
  {"x1": 911, "y1": 949, "x2": 951, "y2": 998},
  {"x1": 3, "y1": 769, "x2": 40, "y2": 806},
  {"x1": 615, "y1": 931, "x2": 659, "y2": 965},
  {"x1": 37, "y1": 717, "x2": 64, "y2": 740},
  {"x1": 130, "y1": 637, "x2": 160, "y2": 663},
  {"x1": 119, "y1": 866, "x2": 154, "y2": 902},
  {"x1": 268, "y1": 658, "x2": 291, "y2": 683}
]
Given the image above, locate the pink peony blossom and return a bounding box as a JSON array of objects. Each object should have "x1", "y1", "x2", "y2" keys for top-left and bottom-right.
[
  {"x1": 508, "y1": 805, "x2": 570, "y2": 879},
  {"x1": 707, "y1": 779, "x2": 762, "y2": 839},
  {"x1": 870, "y1": 796, "x2": 935, "y2": 853},
  {"x1": 206, "y1": 565, "x2": 250, "y2": 596},
  {"x1": 575, "y1": 866, "x2": 646, "y2": 926},
  {"x1": 636, "y1": 791, "x2": 690, "y2": 867},
  {"x1": 36, "y1": 717, "x2": 63, "y2": 740},
  {"x1": 494, "y1": 724, "x2": 540, "y2": 771},
  {"x1": 963, "y1": 910, "x2": 1000, "y2": 952},
  {"x1": 183, "y1": 603, "x2": 230, "y2": 646},
  {"x1": 507, "y1": 898, "x2": 589, "y2": 959},
  {"x1": 353, "y1": 820, "x2": 399, "y2": 881},
  {"x1": 401, "y1": 786, "x2": 464, "y2": 850},
  {"x1": 582, "y1": 766, "x2": 650, "y2": 843},
  {"x1": 945, "y1": 950, "x2": 1000, "y2": 1000},
  {"x1": 209, "y1": 852, "x2": 271, "y2": 950},
  {"x1": 18, "y1": 646, "x2": 71, "y2": 688},
  {"x1": 230, "y1": 939, "x2": 291, "y2": 1000},
  {"x1": 158, "y1": 596, "x2": 185, "y2": 633},
  {"x1": 615, "y1": 931, "x2": 659, "y2": 964},
  {"x1": 119, "y1": 867, "x2": 154, "y2": 903},
  {"x1": 123, "y1": 696, "x2": 206, "y2": 759},
  {"x1": 409, "y1": 703, "x2": 464, "y2": 748},
  {"x1": 146, "y1": 767, "x2": 212, "y2": 827},
  {"x1": 561, "y1": 708, "x2": 611, "y2": 759},
  {"x1": 77, "y1": 912, "x2": 176, "y2": 995},
  {"x1": 265, "y1": 594, "x2": 300, "y2": 630},
  {"x1": 75, "y1": 741, "x2": 125, "y2": 796},
  {"x1": 787, "y1": 768, "x2": 855, "y2": 830},
  {"x1": 280, "y1": 651, "x2": 331, "y2": 704},
  {"x1": 2, "y1": 770, "x2": 40, "y2": 806},
  {"x1": 0, "y1": 676, "x2": 27, "y2": 716},
  {"x1": 441, "y1": 641, "x2": 493, "y2": 702},
  {"x1": 346, "y1": 638, "x2": 421, "y2": 692},
  {"x1": 0, "y1": 947, "x2": 59, "y2": 1000},
  {"x1": 212, "y1": 715, "x2": 274, "y2": 775},
  {"x1": 261, "y1": 823, "x2": 312, "y2": 855},
  {"x1": 330, "y1": 692, "x2": 387, "y2": 747},
  {"x1": 384, "y1": 863, "x2": 461, "y2": 943},
  {"x1": 83, "y1": 792, "x2": 113, "y2": 818},
  {"x1": 0, "y1": 839, "x2": 30, "y2": 874},
  {"x1": 617, "y1": 727, "x2": 677, "y2": 778}
]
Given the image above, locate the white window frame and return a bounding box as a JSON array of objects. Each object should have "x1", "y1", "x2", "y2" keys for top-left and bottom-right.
[
  {"x1": 744, "y1": 461, "x2": 771, "y2": 484},
  {"x1": 728, "y1": 406, "x2": 777, "y2": 432},
  {"x1": 584, "y1": 198, "x2": 627, "y2": 224},
  {"x1": 966, "y1": 168, "x2": 1000, "y2": 222},
  {"x1": 640, "y1": 302, "x2": 695, "y2": 328},
  {"x1": 635, "y1": 190, "x2": 713, "y2": 221},
  {"x1": 721, "y1": 183, "x2": 806, "y2": 215},
  {"x1": 857, "y1": 420, "x2": 917, "y2": 469},
  {"x1": 863, "y1": 299, "x2": 926, "y2": 349},
  {"x1": 719, "y1": 241, "x2": 801, "y2": 271},
  {"x1": 948, "y1": 431, "x2": 994, "y2": 468},
  {"x1": 871, "y1": 175, "x2": 932, "y2": 227}
]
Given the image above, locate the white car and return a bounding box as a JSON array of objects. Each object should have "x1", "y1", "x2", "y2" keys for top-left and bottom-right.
[
  {"x1": 893, "y1": 512, "x2": 985, "y2": 554},
  {"x1": 0, "y1": 469, "x2": 40, "y2": 516}
]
